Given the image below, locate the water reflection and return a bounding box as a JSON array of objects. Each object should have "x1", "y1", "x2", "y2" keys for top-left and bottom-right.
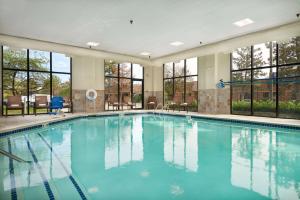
[
  {"x1": 164, "y1": 119, "x2": 198, "y2": 172},
  {"x1": 231, "y1": 127, "x2": 300, "y2": 199},
  {"x1": 1, "y1": 125, "x2": 72, "y2": 190},
  {"x1": 105, "y1": 117, "x2": 144, "y2": 169},
  {"x1": 2, "y1": 115, "x2": 300, "y2": 200}
]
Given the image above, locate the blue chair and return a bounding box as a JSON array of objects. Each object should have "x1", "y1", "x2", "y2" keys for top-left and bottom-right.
[{"x1": 49, "y1": 96, "x2": 64, "y2": 115}]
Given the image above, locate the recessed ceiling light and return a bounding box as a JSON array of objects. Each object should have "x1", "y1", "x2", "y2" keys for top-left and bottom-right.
[
  {"x1": 170, "y1": 41, "x2": 184, "y2": 46},
  {"x1": 140, "y1": 52, "x2": 151, "y2": 56},
  {"x1": 86, "y1": 42, "x2": 99, "y2": 47},
  {"x1": 233, "y1": 18, "x2": 254, "y2": 27}
]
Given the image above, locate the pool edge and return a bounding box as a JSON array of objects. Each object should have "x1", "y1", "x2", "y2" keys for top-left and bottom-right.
[{"x1": 1, "y1": 110, "x2": 300, "y2": 137}]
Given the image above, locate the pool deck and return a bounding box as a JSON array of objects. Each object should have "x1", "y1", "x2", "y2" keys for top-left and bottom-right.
[{"x1": 0, "y1": 110, "x2": 300, "y2": 134}]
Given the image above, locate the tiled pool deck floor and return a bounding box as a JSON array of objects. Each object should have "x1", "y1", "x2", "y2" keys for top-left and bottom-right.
[{"x1": 0, "y1": 110, "x2": 300, "y2": 134}]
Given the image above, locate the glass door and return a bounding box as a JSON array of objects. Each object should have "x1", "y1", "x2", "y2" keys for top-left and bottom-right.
[{"x1": 132, "y1": 80, "x2": 143, "y2": 109}]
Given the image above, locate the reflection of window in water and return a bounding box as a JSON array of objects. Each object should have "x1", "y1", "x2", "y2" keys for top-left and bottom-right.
[
  {"x1": 3, "y1": 126, "x2": 72, "y2": 189},
  {"x1": 164, "y1": 120, "x2": 198, "y2": 172},
  {"x1": 105, "y1": 117, "x2": 144, "y2": 170},
  {"x1": 231, "y1": 129, "x2": 300, "y2": 199}
]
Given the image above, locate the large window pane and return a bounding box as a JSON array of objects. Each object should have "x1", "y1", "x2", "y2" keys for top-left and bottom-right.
[
  {"x1": 164, "y1": 62, "x2": 173, "y2": 78},
  {"x1": 120, "y1": 63, "x2": 131, "y2": 78},
  {"x1": 253, "y1": 68, "x2": 276, "y2": 79},
  {"x1": 52, "y1": 73, "x2": 71, "y2": 112},
  {"x1": 278, "y1": 77, "x2": 300, "y2": 119},
  {"x1": 29, "y1": 72, "x2": 50, "y2": 114},
  {"x1": 29, "y1": 50, "x2": 50, "y2": 71},
  {"x1": 3, "y1": 46, "x2": 27, "y2": 70},
  {"x1": 253, "y1": 42, "x2": 276, "y2": 68},
  {"x1": 3, "y1": 70, "x2": 27, "y2": 115},
  {"x1": 174, "y1": 78, "x2": 184, "y2": 104},
  {"x1": 232, "y1": 71, "x2": 251, "y2": 115},
  {"x1": 232, "y1": 70, "x2": 251, "y2": 81},
  {"x1": 52, "y1": 53, "x2": 71, "y2": 73},
  {"x1": 231, "y1": 37, "x2": 300, "y2": 119},
  {"x1": 232, "y1": 84, "x2": 251, "y2": 115},
  {"x1": 278, "y1": 37, "x2": 300, "y2": 65},
  {"x1": 104, "y1": 62, "x2": 144, "y2": 111},
  {"x1": 278, "y1": 65, "x2": 300, "y2": 78},
  {"x1": 174, "y1": 60, "x2": 184, "y2": 77},
  {"x1": 133, "y1": 81, "x2": 143, "y2": 109},
  {"x1": 163, "y1": 58, "x2": 198, "y2": 109},
  {"x1": 185, "y1": 76, "x2": 198, "y2": 111},
  {"x1": 253, "y1": 80, "x2": 276, "y2": 117},
  {"x1": 232, "y1": 47, "x2": 251, "y2": 70},
  {"x1": 2, "y1": 45, "x2": 72, "y2": 115},
  {"x1": 105, "y1": 61, "x2": 118, "y2": 77},
  {"x1": 105, "y1": 78, "x2": 119, "y2": 110},
  {"x1": 133, "y1": 64, "x2": 143, "y2": 79},
  {"x1": 120, "y1": 79, "x2": 131, "y2": 109},
  {"x1": 164, "y1": 79, "x2": 173, "y2": 104},
  {"x1": 186, "y1": 57, "x2": 197, "y2": 76}
]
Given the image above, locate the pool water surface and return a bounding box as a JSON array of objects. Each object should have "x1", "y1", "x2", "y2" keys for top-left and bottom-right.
[{"x1": 0, "y1": 114, "x2": 300, "y2": 200}]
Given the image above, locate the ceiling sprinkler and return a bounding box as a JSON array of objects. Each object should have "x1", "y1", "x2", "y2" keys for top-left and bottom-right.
[
  {"x1": 296, "y1": 13, "x2": 300, "y2": 18},
  {"x1": 130, "y1": 19, "x2": 133, "y2": 24}
]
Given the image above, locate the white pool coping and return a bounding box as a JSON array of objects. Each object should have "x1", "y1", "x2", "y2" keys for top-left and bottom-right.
[{"x1": 0, "y1": 110, "x2": 300, "y2": 135}]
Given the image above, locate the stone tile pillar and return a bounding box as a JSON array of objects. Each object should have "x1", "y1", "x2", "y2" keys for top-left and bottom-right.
[
  {"x1": 198, "y1": 53, "x2": 230, "y2": 114},
  {"x1": 72, "y1": 89, "x2": 105, "y2": 113}
]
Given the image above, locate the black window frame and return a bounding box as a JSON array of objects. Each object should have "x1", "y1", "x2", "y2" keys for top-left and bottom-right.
[
  {"x1": 104, "y1": 61, "x2": 144, "y2": 111},
  {"x1": 230, "y1": 38, "x2": 300, "y2": 119},
  {"x1": 163, "y1": 58, "x2": 198, "y2": 111},
  {"x1": 1, "y1": 45, "x2": 72, "y2": 116}
]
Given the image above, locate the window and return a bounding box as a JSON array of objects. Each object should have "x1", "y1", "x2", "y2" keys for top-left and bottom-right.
[
  {"x1": 29, "y1": 50, "x2": 50, "y2": 71},
  {"x1": 278, "y1": 37, "x2": 300, "y2": 65},
  {"x1": 253, "y1": 42, "x2": 276, "y2": 68},
  {"x1": 163, "y1": 57, "x2": 198, "y2": 111},
  {"x1": 231, "y1": 37, "x2": 300, "y2": 119},
  {"x1": 52, "y1": 53, "x2": 71, "y2": 73},
  {"x1": 2, "y1": 46, "x2": 72, "y2": 115},
  {"x1": 104, "y1": 61, "x2": 144, "y2": 110},
  {"x1": 232, "y1": 46, "x2": 251, "y2": 70}
]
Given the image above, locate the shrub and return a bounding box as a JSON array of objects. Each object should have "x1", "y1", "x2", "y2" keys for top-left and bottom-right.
[
  {"x1": 253, "y1": 100, "x2": 275, "y2": 112},
  {"x1": 232, "y1": 100, "x2": 250, "y2": 111},
  {"x1": 279, "y1": 101, "x2": 300, "y2": 114},
  {"x1": 232, "y1": 100, "x2": 300, "y2": 115}
]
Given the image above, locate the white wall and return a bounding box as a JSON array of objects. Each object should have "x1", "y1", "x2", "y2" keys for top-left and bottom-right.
[{"x1": 72, "y1": 56, "x2": 105, "y2": 90}]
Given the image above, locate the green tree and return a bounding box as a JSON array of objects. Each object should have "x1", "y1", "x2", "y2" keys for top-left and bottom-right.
[
  {"x1": 3, "y1": 48, "x2": 51, "y2": 96},
  {"x1": 232, "y1": 46, "x2": 266, "y2": 81}
]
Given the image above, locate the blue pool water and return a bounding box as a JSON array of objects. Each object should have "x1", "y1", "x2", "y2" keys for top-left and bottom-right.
[{"x1": 0, "y1": 114, "x2": 300, "y2": 200}]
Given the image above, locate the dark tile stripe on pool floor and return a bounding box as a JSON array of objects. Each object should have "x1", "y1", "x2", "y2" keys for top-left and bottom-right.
[
  {"x1": 24, "y1": 135, "x2": 55, "y2": 200},
  {"x1": 37, "y1": 133, "x2": 88, "y2": 200},
  {"x1": 7, "y1": 138, "x2": 17, "y2": 200}
]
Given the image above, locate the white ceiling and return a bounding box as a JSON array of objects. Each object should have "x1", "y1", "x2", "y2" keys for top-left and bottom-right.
[{"x1": 0, "y1": 0, "x2": 300, "y2": 58}]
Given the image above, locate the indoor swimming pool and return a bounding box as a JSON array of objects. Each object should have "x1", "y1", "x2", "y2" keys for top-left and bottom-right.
[{"x1": 0, "y1": 114, "x2": 300, "y2": 200}]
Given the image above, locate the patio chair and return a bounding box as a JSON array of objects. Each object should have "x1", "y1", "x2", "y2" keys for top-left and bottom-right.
[
  {"x1": 5, "y1": 96, "x2": 24, "y2": 116},
  {"x1": 125, "y1": 101, "x2": 136, "y2": 109},
  {"x1": 168, "y1": 101, "x2": 177, "y2": 111},
  {"x1": 179, "y1": 102, "x2": 189, "y2": 112},
  {"x1": 147, "y1": 96, "x2": 157, "y2": 109},
  {"x1": 34, "y1": 96, "x2": 49, "y2": 115},
  {"x1": 63, "y1": 97, "x2": 72, "y2": 112},
  {"x1": 108, "y1": 96, "x2": 119, "y2": 111},
  {"x1": 123, "y1": 96, "x2": 136, "y2": 110}
]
